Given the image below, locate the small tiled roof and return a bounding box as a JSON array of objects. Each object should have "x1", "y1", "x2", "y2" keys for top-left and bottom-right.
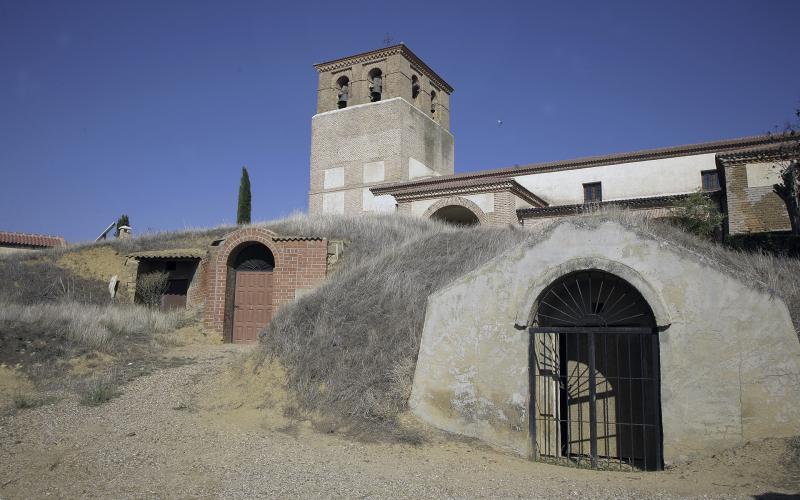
[
  {"x1": 372, "y1": 176, "x2": 548, "y2": 207},
  {"x1": 0, "y1": 231, "x2": 66, "y2": 248},
  {"x1": 127, "y1": 248, "x2": 206, "y2": 259},
  {"x1": 517, "y1": 192, "x2": 719, "y2": 218},
  {"x1": 272, "y1": 236, "x2": 325, "y2": 241},
  {"x1": 717, "y1": 137, "x2": 800, "y2": 165}
]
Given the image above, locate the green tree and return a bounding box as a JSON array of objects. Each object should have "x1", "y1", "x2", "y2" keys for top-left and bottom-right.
[
  {"x1": 770, "y1": 108, "x2": 800, "y2": 235},
  {"x1": 671, "y1": 191, "x2": 726, "y2": 238},
  {"x1": 237, "y1": 166, "x2": 252, "y2": 225},
  {"x1": 774, "y1": 160, "x2": 800, "y2": 235},
  {"x1": 114, "y1": 214, "x2": 130, "y2": 237}
]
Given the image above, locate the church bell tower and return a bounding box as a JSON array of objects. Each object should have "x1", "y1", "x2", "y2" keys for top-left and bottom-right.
[{"x1": 309, "y1": 44, "x2": 454, "y2": 215}]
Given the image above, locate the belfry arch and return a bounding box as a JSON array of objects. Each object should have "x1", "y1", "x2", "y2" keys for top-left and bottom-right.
[{"x1": 528, "y1": 269, "x2": 663, "y2": 470}]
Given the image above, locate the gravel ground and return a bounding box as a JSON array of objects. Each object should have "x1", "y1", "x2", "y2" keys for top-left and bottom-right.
[{"x1": 0, "y1": 344, "x2": 796, "y2": 499}]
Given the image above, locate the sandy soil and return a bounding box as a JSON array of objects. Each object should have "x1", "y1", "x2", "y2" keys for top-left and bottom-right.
[{"x1": 1, "y1": 344, "x2": 798, "y2": 499}]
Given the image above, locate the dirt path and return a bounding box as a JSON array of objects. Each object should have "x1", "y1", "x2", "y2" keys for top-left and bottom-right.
[{"x1": 1, "y1": 344, "x2": 797, "y2": 499}]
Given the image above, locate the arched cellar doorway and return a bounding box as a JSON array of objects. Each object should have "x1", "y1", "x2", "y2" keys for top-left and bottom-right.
[
  {"x1": 226, "y1": 242, "x2": 275, "y2": 343},
  {"x1": 430, "y1": 205, "x2": 480, "y2": 226},
  {"x1": 529, "y1": 270, "x2": 663, "y2": 470}
]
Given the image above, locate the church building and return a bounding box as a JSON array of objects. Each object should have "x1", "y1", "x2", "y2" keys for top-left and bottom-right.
[{"x1": 310, "y1": 44, "x2": 799, "y2": 234}]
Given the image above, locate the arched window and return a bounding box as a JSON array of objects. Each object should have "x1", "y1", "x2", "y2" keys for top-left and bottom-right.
[
  {"x1": 368, "y1": 68, "x2": 382, "y2": 102},
  {"x1": 411, "y1": 75, "x2": 420, "y2": 100},
  {"x1": 229, "y1": 242, "x2": 275, "y2": 271},
  {"x1": 430, "y1": 89, "x2": 437, "y2": 116},
  {"x1": 336, "y1": 76, "x2": 349, "y2": 109}
]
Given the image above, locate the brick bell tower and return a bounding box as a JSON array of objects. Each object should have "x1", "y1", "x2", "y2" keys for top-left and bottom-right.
[{"x1": 308, "y1": 44, "x2": 454, "y2": 216}]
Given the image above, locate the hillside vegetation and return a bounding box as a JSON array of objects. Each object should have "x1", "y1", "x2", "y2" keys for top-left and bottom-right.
[
  {"x1": 250, "y1": 211, "x2": 800, "y2": 440},
  {"x1": 2, "y1": 212, "x2": 799, "y2": 431}
]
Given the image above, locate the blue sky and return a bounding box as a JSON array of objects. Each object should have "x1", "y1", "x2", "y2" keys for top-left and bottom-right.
[{"x1": 1, "y1": 0, "x2": 798, "y2": 242}]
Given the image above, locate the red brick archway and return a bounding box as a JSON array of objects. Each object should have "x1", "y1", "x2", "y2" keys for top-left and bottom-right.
[
  {"x1": 421, "y1": 196, "x2": 490, "y2": 225},
  {"x1": 202, "y1": 227, "x2": 328, "y2": 342}
]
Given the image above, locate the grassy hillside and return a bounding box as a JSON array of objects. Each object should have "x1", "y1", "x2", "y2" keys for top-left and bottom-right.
[
  {"x1": 250, "y1": 211, "x2": 800, "y2": 440},
  {"x1": 2, "y1": 212, "x2": 799, "y2": 427}
]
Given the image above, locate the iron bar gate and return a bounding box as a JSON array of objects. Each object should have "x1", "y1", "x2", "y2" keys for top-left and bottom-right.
[{"x1": 529, "y1": 325, "x2": 663, "y2": 471}]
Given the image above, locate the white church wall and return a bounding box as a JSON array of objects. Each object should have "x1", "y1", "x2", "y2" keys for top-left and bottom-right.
[
  {"x1": 362, "y1": 189, "x2": 396, "y2": 213},
  {"x1": 514, "y1": 153, "x2": 717, "y2": 205},
  {"x1": 363, "y1": 161, "x2": 386, "y2": 183},
  {"x1": 322, "y1": 191, "x2": 345, "y2": 214},
  {"x1": 463, "y1": 193, "x2": 494, "y2": 213},
  {"x1": 323, "y1": 167, "x2": 345, "y2": 189},
  {"x1": 409, "y1": 157, "x2": 438, "y2": 179},
  {"x1": 745, "y1": 160, "x2": 785, "y2": 188},
  {"x1": 411, "y1": 199, "x2": 438, "y2": 216}
]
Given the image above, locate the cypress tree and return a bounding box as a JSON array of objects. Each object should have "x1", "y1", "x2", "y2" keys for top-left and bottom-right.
[
  {"x1": 115, "y1": 214, "x2": 130, "y2": 237},
  {"x1": 237, "y1": 166, "x2": 252, "y2": 225}
]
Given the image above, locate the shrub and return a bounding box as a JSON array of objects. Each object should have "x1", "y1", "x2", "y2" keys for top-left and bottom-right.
[
  {"x1": 671, "y1": 191, "x2": 726, "y2": 238},
  {"x1": 135, "y1": 271, "x2": 169, "y2": 308},
  {"x1": 12, "y1": 392, "x2": 55, "y2": 410},
  {"x1": 13, "y1": 392, "x2": 38, "y2": 409},
  {"x1": 79, "y1": 377, "x2": 120, "y2": 406},
  {"x1": 0, "y1": 301, "x2": 191, "y2": 354},
  {"x1": 0, "y1": 257, "x2": 109, "y2": 305},
  {"x1": 115, "y1": 214, "x2": 130, "y2": 237},
  {"x1": 725, "y1": 233, "x2": 800, "y2": 257}
]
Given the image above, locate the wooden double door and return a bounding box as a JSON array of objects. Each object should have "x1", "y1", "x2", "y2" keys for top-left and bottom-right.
[{"x1": 232, "y1": 270, "x2": 273, "y2": 343}]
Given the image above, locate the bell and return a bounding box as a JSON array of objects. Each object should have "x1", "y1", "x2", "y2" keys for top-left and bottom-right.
[{"x1": 371, "y1": 76, "x2": 382, "y2": 94}]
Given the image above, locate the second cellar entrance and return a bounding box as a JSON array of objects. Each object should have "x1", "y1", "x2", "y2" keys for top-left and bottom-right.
[{"x1": 529, "y1": 270, "x2": 663, "y2": 470}]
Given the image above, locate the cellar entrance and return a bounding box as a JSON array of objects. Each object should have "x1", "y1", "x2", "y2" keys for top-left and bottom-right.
[{"x1": 529, "y1": 270, "x2": 662, "y2": 470}]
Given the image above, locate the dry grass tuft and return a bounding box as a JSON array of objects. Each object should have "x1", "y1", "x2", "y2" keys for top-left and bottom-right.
[
  {"x1": 252, "y1": 214, "x2": 530, "y2": 437},
  {"x1": 0, "y1": 301, "x2": 192, "y2": 353},
  {"x1": 78, "y1": 375, "x2": 121, "y2": 406}
]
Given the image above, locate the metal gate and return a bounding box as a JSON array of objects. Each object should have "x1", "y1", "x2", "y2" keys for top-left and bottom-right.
[{"x1": 529, "y1": 271, "x2": 663, "y2": 471}]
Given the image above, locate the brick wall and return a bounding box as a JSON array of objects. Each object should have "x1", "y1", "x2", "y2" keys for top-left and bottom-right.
[
  {"x1": 186, "y1": 259, "x2": 207, "y2": 310},
  {"x1": 724, "y1": 162, "x2": 791, "y2": 234},
  {"x1": 202, "y1": 227, "x2": 328, "y2": 341},
  {"x1": 488, "y1": 191, "x2": 519, "y2": 225}
]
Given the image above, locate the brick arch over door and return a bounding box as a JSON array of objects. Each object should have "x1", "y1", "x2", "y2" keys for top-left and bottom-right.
[
  {"x1": 205, "y1": 228, "x2": 283, "y2": 339},
  {"x1": 421, "y1": 196, "x2": 490, "y2": 225},
  {"x1": 202, "y1": 227, "x2": 329, "y2": 341}
]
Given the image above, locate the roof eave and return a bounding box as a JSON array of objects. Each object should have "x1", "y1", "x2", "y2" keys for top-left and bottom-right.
[{"x1": 313, "y1": 44, "x2": 454, "y2": 94}]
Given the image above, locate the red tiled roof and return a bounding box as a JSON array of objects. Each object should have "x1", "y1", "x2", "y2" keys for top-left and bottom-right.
[
  {"x1": 517, "y1": 191, "x2": 720, "y2": 218},
  {"x1": 0, "y1": 231, "x2": 67, "y2": 248}
]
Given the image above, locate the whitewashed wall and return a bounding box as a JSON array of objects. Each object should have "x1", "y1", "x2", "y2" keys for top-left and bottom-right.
[{"x1": 514, "y1": 153, "x2": 717, "y2": 205}]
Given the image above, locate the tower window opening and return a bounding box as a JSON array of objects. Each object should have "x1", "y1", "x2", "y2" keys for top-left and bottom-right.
[
  {"x1": 430, "y1": 90, "x2": 437, "y2": 115},
  {"x1": 369, "y1": 68, "x2": 382, "y2": 102},
  {"x1": 336, "y1": 76, "x2": 349, "y2": 109},
  {"x1": 411, "y1": 75, "x2": 420, "y2": 100}
]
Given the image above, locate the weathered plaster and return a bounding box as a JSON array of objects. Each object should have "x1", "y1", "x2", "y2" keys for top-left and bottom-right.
[{"x1": 410, "y1": 221, "x2": 800, "y2": 464}]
